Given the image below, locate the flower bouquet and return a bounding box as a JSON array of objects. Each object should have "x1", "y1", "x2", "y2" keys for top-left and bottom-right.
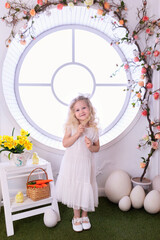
[{"x1": 0, "y1": 128, "x2": 32, "y2": 160}]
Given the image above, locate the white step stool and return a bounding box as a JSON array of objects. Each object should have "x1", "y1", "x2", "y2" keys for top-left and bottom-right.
[{"x1": 0, "y1": 158, "x2": 60, "y2": 237}]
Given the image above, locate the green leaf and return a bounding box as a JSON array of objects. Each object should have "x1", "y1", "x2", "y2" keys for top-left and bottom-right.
[
  {"x1": 12, "y1": 127, "x2": 15, "y2": 137},
  {"x1": 121, "y1": 1, "x2": 125, "y2": 8},
  {"x1": 28, "y1": 181, "x2": 36, "y2": 185},
  {"x1": 23, "y1": 16, "x2": 30, "y2": 20},
  {"x1": 157, "y1": 65, "x2": 160, "y2": 71},
  {"x1": 15, "y1": 8, "x2": 20, "y2": 12},
  {"x1": 139, "y1": 20, "x2": 144, "y2": 24},
  {"x1": 8, "y1": 152, "x2": 11, "y2": 160},
  {"x1": 132, "y1": 103, "x2": 135, "y2": 107}
]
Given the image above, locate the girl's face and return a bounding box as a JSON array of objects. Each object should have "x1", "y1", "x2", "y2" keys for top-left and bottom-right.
[{"x1": 74, "y1": 100, "x2": 90, "y2": 124}]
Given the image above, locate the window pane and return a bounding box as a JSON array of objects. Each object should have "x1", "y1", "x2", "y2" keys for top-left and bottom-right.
[
  {"x1": 91, "y1": 86, "x2": 127, "y2": 130},
  {"x1": 19, "y1": 30, "x2": 72, "y2": 84},
  {"x1": 19, "y1": 86, "x2": 67, "y2": 138},
  {"x1": 53, "y1": 64, "x2": 94, "y2": 105},
  {"x1": 75, "y1": 29, "x2": 127, "y2": 84}
]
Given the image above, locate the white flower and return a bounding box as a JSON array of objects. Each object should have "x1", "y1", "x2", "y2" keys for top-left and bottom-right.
[
  {"x1": 133, "y1": 49, "x2": 139, "y2": 57},
  {"x1": 68, "y1": 2, "x2": 74, "y2": 8},
  {"x1": 84, "y1": 0, "x2": 94, "y2": 6}
]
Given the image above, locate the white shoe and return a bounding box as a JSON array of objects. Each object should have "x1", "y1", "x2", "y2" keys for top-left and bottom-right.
[
  {"x1": 72, "y1": 218, "x2": 83, "y2": 232},
  {"x1": 82, "y1": 216, "x2": 91, "y2": 230}
]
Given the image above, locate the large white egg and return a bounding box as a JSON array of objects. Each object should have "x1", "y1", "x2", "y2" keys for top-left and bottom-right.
[
  {"x1": 144, "y1": 190, "x2": 160, "y2": 214},
  {"x1": 152, "y1": 175, "x2": 160, "y2": 192},
  {"x1": 130, "y1": 185, "x2": 145, "y2": 209},
  {"x1": 43, "y1": 209, "x2": 58, "y2": 227},
  {"x1": 118, "y1": 196, "x2": 131, "y2": 211},
  {"x1": 105, "y1": 170, "x2": 132, "y2": 203}
]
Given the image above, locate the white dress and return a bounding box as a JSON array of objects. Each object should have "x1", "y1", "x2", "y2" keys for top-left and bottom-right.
[{"x1": 56, "y1": 126, "x2": 99, "y2": 212}]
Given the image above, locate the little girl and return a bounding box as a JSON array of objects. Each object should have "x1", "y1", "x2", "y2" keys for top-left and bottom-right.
[{"x1": 56, "y1": 95, "x2": 100, "y2": 232}]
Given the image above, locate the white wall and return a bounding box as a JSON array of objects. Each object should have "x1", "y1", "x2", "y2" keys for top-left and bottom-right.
[{"x1": 0, "y1": 0, "x2": 160, "y2": 196}]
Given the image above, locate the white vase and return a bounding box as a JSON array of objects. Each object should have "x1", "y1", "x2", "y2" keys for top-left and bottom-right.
[{"x1": 9, "y1": 152, "x2": 30, "y2": 167}]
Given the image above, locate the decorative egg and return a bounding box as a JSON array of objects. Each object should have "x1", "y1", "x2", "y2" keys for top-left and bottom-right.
[
  {"x1": 144, "y1": 190, "x2": 160, "y2": 214},
  {"x1": 152, "y1": 175, "x2": 160, "y2": 192},
  {"x1": 130, "y1": 185, "x2": 145, "y2": 209},
  {"x1": 43, "y1": 209, "x2": 58, "y2": 227},
  {"x1": 118, "y1": 196, "x2": 131, "y2": 211},
  {"x1": 105, "y1": 170, "x2": 132, "y2": 203},
  {"x1": 15, "y1": 191, "x2": 24, "y2": 203}
]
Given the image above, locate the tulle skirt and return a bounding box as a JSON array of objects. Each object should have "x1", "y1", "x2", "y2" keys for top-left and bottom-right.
[{"x1": 56, "y1": 142, "x2": 98, "y2": 212}]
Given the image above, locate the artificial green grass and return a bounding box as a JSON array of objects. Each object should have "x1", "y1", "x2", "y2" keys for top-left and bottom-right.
[{"x1": 0, "y1": 197, "x2": 160, "y2": 240}]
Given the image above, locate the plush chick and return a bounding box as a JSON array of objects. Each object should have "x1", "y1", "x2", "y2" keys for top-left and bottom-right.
[
  {"x1": 15, "y1": 191, "x2": 24, "y2": 203},
  {"x1": 32, "y1": 152, "x2": 39, "y2": 164}
]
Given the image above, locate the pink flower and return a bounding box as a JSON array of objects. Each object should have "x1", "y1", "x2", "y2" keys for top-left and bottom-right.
[
  {"x1": 20, "y1": 40, "x2": 26, "y2": 45},
  {"x1": 138, "y1": 81, "x2": 144, "y2": 87},
  {"x1": 151, "y1": 65, "x2": 155, "y2": 69},
  {"x1": 155, "y1": 133, "x2": 160, "y2": 139},
  {"x1": 5, "y1": 2, "x2": 10, "y2": 8},
  {"x1": 124, "y1": 64, "x2": 129, "y2": 70},
  {"x1": 37, "y1": 0, "x2": 43, "y2": 5},
  {"x1": 147, "y1": 51, "x2": 151, "y2": 55},
  {"x1": 140, "y1": 162, "x2": 146, "y2": 168},
  {"x1": 30, "y1": 9, "x2": 36, "y2": 17},
  {"x1": 133, "y1": 35, "x2": 138, "y2": 40},
  {"x1": 157, "y1": 126, "x2": 160, "y2": 131},
  {"x1": 142, "y1": 16, "x2": 149, "y2": 22},
  {"x1": 146, "y1": 28, "x2": 150, "y2": 34},
  {"x1": 154, "y1": 50, "x2": 160, "y2": 57},
  {"x1": 154, "y1": 92, "x2": 160, "y2": 100},
  {"x1": 141, "y1": 67, "x2": 147, "y2": 74},
  {"x1": 141, "y1": 110, "x2": 147, "y2": 116},
  {"x1": 134, "y1": 57, "x2": 139, "y2": 62},
  {"x1": 136, "y1": 92, "x2": 141, "y2": 99},
  {"x1": 57, "y1": 4, "x2": 63, "y2": 10},
  {"x1": 146, "y1": 83, "x2": 153, "y2": 89},
  {"x1": 151, "y1": 141, "x2": 158, "y2": 150}
]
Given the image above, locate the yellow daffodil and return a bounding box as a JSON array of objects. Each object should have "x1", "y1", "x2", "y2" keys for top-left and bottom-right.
[
  {"x1": 20, "y1": 129, "x2": 28, "y2": 136},
  {"x1": 0, "y1": 128, "x2": 32, "y2": 157}
]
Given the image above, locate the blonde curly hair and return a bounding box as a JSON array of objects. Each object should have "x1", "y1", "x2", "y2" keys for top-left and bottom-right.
[{"x1": 65, "y1": 96, "x2": 98, "y2": 130}]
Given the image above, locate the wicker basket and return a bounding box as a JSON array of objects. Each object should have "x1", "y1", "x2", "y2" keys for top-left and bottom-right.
[{"x1": 26, "y1": 167, "x2": 50, "y2": 201}]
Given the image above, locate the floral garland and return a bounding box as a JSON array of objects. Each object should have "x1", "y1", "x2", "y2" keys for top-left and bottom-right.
[{"x1": 1, "y1": 0, "x2": 160, "y2": 181}]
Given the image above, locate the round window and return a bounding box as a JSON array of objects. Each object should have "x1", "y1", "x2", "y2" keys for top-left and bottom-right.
[{"x1": 2, "y1": 7, "x2": 141, "y2": 150}]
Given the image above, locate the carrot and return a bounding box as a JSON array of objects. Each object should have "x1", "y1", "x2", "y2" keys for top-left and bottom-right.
[
  {"x1": 35, "y1": 185, "x2": 43, "y2": 188},
  {"x1": 42, "y1": 183, "x2": 47, "y2": 187},
  {"x1": 27, "y1": 184, "x2": 36, "y2": 188},
  {"x1": 36, "y1": 179, "x2": 53, "y2": 184}
]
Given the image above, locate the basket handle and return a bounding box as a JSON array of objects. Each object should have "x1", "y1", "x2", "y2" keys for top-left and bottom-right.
[{"x1": 27, "y1": 167, "x2": 48, "y2": 185}]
